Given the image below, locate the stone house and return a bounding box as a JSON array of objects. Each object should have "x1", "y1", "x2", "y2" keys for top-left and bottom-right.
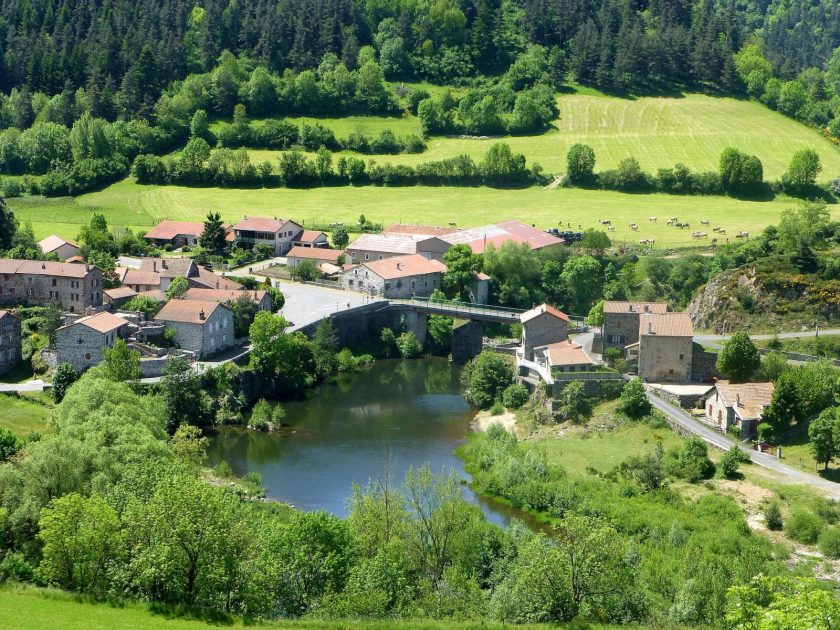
[
  {"x1": 345, "y1": 233, "x2": 452, "y2": 264},
  {"x1": 117, "y1": 268, "x2": 162, "y2": 293},
  {"x1": 143, "y1": 220, "x2": 205, "y2": 248},
  {"x1": 704, "y1": 380, "x2": 774, "y2": 439},
  {"x1": 0, "y1": 259, "x2": 103, "y2": 313},
  {"x1": 0, "y1": 310, "x2": 22, "y2": 376},
  {"x1": 534, "y1": 339, "x2": 594, "y2": 374},
  {"x1": 601, "y1": 301, "x2": 668, "y2": 355},
  {"x1": 118, "y1": 258, "x2": 241, "y2": 293},
  {"x1": 339, "y1": 254, "x2": 445, "y2": 298},
  {"x1": 183, "y1": 288, "x2": 272, "y2": 312},
  {"x1": 154, "y1": 299, "x2": 235, "y2": 359},
  {"x1": 55, "y1": 311, "x2": 130, "y2": 372},
  {"x1": 285, "y1": 247, "x2": 345, "y2": 269},
  {"x1": 291, "y1": 230, "x2": 330, "y2": 248},
  {"x1": 520, "y1": 304, "x2": 569, "y2": 360},
  {"x1": 103, "y1": 286, "x2": 138, "y2": 309},
  {"x1": 233, "y1": 216, "x2": 302, "y2": 256},
  {"x1": 630, "y1": 313, "x2": 694, "y2": 383},
  {"x1": 468, "y1": 272, "x2": 490, "y2": 305},
  {"x1": 37, "y1": 235, "x2": 80, "y2": 261}
]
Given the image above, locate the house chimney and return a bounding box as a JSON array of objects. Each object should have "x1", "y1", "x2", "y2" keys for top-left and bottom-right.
[
  {"x1": 396, "y1": 262, "x2": 402, "y2": 270},
  {"x1": 628, "y1": 304, "x2": 634, "y2": 312},
  {"x1": 199, "y1": 308, "x2": 206, "y2": 321},
  {"x1": 41, "y1": 262, "x2": 46, "y2": 269},
  {"x1": 215, "y1": 279, "x2": 219, "y2": 289},
  {"x1": 162, "y1": 260, "x2": 168, "y2": 269},
  {"x1": 647, "y1": 320, "x2": 653, "y2": 334},
  {"x1": 153, "y1": 261, "x2": 157, "y2": 272},
  {"x1": 736, "y1": 393, "x2": 740, "y2": 407},
  {"x1": 644, "y1": 304, "x2": 650, "y2": 313}
]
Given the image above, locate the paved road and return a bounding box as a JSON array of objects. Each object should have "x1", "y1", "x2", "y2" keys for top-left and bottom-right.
[
  {"x1": 695, "y1": 329, "x2": 840, "y2": 349},
  {"x1": 274, "y1": 280, "x2": 381, "y2": 331},
  {"x1": 647, "y1": 392, "x2": 840, "y2": 498},
  {"x1": 0, "y1": 380, "x2": 48, "y2": 393}
]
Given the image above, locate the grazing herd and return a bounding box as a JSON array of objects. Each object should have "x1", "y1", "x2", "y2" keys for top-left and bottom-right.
[{"x1": 593, "y1": 215, "x2": 747, "y2": 248}]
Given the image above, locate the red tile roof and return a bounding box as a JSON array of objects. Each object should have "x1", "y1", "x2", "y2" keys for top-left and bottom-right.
[
  {"x1": 0, "y1": 259, "x2": 97, "y2": 278},
  {"x1": 356, "y1": 254, "x2": 446, "y2": 280},
  {"x1": 104, "y1": 286, "x2": 138, "y2": 300},
  {"x1": 155, "y1": 299, "x2": 227, "y2": 324},
  {"x1": 139, "y1": 258, "x2": 197, "y2": 279},
  {"x1": 72, "y1": 311, "x2": 128, "y2": 334},
  {"x1": 520, "y1": 303, "x2": 570, "y2": 323},
  {"x1": 295, "y1": 230, "x2": 327, "y2": 243},
  {"x1": 191, "y1": 269, "x2": 242, "y2": 290},
  {"x1": 538, "y1": 339, "x2": 594, "y2": 367},
  {"x1": 120, "y1": 269, "x2": 162, "y2": 287},
  {"x1": 234, "y1": 216, "x2": 297, "y2": 233},
  {"x1": 639, "y1": 313, "x2": 694, "y2": 337},
  {"x1": 143, "y1": 221, "x2": 204, "y2": 241},
  {"x1": 603, "y1": 301, "x2": 668, "y2": 314},
  {"x1": 441, "y1": 220, "x2": 562, "y2": 253},
  {"x1": 286, "y1": 246, "x2": 344, "y2": 263},
  {"x1": 38, "y1": 234, "x2": 78, "y2": 253},
  {"x1": 183, "y1": 288, "x2": 267, "y2": 304}
]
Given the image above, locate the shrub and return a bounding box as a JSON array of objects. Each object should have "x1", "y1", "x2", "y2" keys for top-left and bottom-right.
[
  {"x1": 0, "y1": 551, "x2": 34, "y2": 582},
  {"x1": 397, "y1": 331, "x2": 423, "y2": 358},
  {"x1": 462, "y1": 352, "x2": 515, "y2": 409},
  {"x1": 667, "y1": 437, "x2": 715, "y2": 482},
  {"x1": 0, "y1": 427, "x2": 22, "y2": 462},
  {"x1": 764, "y1": 502, "x2": 783, "y2": 530},
  {"x1": 213, "y1": 460, "x2": 234, "y2": 478},
  {"x1": 717, "y1": 445, "x2": 748, "y2": 478},
  {"x1": 51, "y1": 363, "x2": 78, "y2": 402},
  {"x1": 618, "y1": 378, "x2": 651, "y2": 419},
  {"x1": 248, "y1": 398, "x2": 285, "y2": 431},
  {"x1": 502, "y1": 383, "x2": 529, "y2": 409},
  {"x1": 785, "y1": 510, "x2": 823, "y2": 544},
  {"x1": 819, "y1": 527, "x2": 840, "y2": 558},
  {"x1": 490, "y1": 400, "x2": 505, "y2": 416}
]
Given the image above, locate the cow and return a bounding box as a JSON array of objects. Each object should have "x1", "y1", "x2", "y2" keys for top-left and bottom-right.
[
  {"x1": 736, "y1": 231, "x2": 749, "y2": 238},
  {"x1": 700, "y1": 220, "x2": 710, "y2": 225},
  {"x1": 649, "y1": 216, "x2": 657, "y2": 222},
  {"x1": 607, "y1": 226, "x2": 615, "y2": 231},
  {"x1": 711, "y1": 238, "x2": 718, "y2": 244},
  {"x1": 629, "y1": 223, "x2": 638, "y2": 230}
]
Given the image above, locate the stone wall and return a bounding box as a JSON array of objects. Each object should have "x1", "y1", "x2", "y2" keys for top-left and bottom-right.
[
  {"x1": 638, "y1": 335, "x2": 693, "y2": 382},
  {"x1": 0, "y1": 267, "x2": 103, "y2": 313},
  {"x1": 521, "y1": 313, "x2": 568, "y2": 360},
  {"x1": 55, "y1": 324, "x2": 117, "y2": 372},
  {"x1": 0, "y1": 313, "x2": 22, "y2": 376},
  {"x1": 158, "y1": 308, "x2": 235, "y2": 359},
  {"x1": 452, "y1": 320, "x2": 483, "y2": 363},
  {"x1": 340, "y1": 266, "x2": 443, "y2": 298},
  {"x1": 602, "y1": 312, "x2": 641, "y2": 354},
  {"x1": 691, "y1": 346, "x2": 720, "y2": 382}
]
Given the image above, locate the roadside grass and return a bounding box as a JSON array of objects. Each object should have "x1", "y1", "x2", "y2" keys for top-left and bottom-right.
[
  {"x1": 10, "y1": 179, "x2": 821, "y2": 248},
  {"x1": 0, "y1": 392, "x2": 53, "y2": 436},
  {"x1": 756, "y1": 335, "x2": 840, "y2": 359},
  {"x1": 525, "y1": 400, "x2": 683, "y2": 476},
  {"x1": 0, "y1": 583, "x2": 629, "y2": 630},
  {"x1": 238, "y1": 93, "x2": 840, "y2": 179}
]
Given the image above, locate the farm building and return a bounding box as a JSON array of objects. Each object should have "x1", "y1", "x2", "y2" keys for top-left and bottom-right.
[{"x1": 340, "y1": 254, "x2": 445, "y2": 298}]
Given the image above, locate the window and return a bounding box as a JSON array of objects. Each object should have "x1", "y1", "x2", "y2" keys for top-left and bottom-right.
[
  {"x1": 27, "y1": 288, "x2": 33, "y2": 296},
  {"x1": 385, "y1": 283, "x2": 390, "y2": 289},
  {"x1": 411, "y1": 281, "x2": 415, "y2": 289},
  {"x1": 708, "y1": 405, "x2": 712, "y2": 416},
  {"x1": 52, "y1": 279, "x2": 57, "y2": 287},
  {"x1": 365, "y1": 254, "x2": 369, "y2": 260},
  {"x1": 679, "y1": 353, "x2": 684, "y2": 360}
]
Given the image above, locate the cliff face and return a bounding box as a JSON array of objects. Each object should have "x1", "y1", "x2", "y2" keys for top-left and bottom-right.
[{"x1": 688, "y1": 260, "x2": 840, "y2": 333}]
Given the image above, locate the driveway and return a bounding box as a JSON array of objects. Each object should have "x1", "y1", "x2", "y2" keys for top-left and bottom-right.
[
  {"x1": 0, "y1": 380, "x2": 48, "y2": 393},
  {"x1": 647, "y1": 393, "x2": 840, "y2": 499}
]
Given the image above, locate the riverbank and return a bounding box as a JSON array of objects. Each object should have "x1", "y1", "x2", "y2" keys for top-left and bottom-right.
[{"x1": 471, "y1": 408, "x2": 518, "y2": 434}]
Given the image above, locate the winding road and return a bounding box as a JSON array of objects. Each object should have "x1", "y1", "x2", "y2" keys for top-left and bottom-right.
[{"x1": 647, "y1": 392, "x2": 840, "y2": 499}]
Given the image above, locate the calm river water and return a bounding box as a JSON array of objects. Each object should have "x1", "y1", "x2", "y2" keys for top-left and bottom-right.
[{"x1": 207, "y1": 358, "x2": 515, "y2": 526}]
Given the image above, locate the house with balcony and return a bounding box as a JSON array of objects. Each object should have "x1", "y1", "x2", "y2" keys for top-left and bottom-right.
[{"x1": 233, "y1": 216, "x2": 302, "y2": 256}]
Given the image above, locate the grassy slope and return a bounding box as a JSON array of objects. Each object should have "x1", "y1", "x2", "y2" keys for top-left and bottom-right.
[
  {"x1": 0, "y1": 585, "x2": 627, "y2": 630},
  {"x1": 0, "y1": 393, "x2": 53, "y2": 436},
  {"x1": 11, "y1": 180, "x2": 822, "y2": 248},
  {"x1": 242, "y1": 93, "x2": 840, "y2": 180}
]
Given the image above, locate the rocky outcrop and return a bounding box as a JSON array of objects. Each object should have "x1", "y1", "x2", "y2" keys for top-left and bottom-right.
[{"x1": 687, "y1": 260, "x2": 840, "y2": 333}]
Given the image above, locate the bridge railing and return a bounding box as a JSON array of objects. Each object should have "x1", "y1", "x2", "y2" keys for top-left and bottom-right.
[{"x1": 391, "y1": 297, "x2": 525, "y2": 320}]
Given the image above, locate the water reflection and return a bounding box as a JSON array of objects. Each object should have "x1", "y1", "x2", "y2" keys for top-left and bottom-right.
[{"x1": 207, "y1": 358, "x2": 512, "y2": 526}]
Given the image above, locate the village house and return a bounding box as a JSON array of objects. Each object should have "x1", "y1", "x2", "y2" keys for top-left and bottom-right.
[
  {"x1": 183, "y1": 288, "x2": 272, "y2": 312},
  {"x1": 55, "y1": 311, "x2": 130, "y2": 372},
  {"x1": 116, "y1": 268, "x2": 162, "y2": 293},
  {"x1": 601, "y1": 301, "x2": 668, "y2": 355},
  {"x1": 291, "y1": 230, "x2": 330, "y2": 248},
  {"x1": 384, "y1": 224, "x2": 459, "y2": 238},
  {"x1": 704, "y1": 380, "x2": 774, "y2": 439},
  {"x1": 37, "y1": 235, "x2": 80, "y2": 261},
  {"x1": 534, "y1": 339, "x2": 594, "y2": 374},
  {"x1": 0, "y1": 259, "x2": 103, "y2": 313},
  {"x1": 103, "y1": 286, "x2": 139, "y2": 309},
  {"x1": 117, "y1": 258, "x2": 242, "y2": 293},
  {"x1": 469, "y1": 272, "x2": 490, "y2": 304},
  {"x1": 285, "y1": 247, "x2": 345, "y2": 269},
  {"x1": 143, "y1": 220, "x2": 205, "y2": 249},
  {"x1": 233, "y1": 216, "x2": 303, "y2": 256},
  {"x1": 0, "y1": 310, "x2": 22, "y2": 376},
  {"x1": 339, "y1": 254, "x2": 445, "y2": 298},
  {"x1": 345, "y1": 233, "x2": 452, "y2": 264},
  {"x1": 439, "y1": 220, "x2": 562, "y2": 254},
  {"x1": 520, "y1": 304, "x2": 570, "y2": 360},
  {"x1": 630, "y1": 313, "x2": 694, "y2": 383},
  {"x1": 154, "y1": 299, "x2": 235, "y2": 359}
]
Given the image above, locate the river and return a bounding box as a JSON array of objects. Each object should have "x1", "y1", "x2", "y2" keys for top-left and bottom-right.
[{"x1": 206, "y1": 357, "x2": 517, "y2": 526}]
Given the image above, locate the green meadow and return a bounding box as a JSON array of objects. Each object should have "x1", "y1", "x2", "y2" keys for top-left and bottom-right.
[{"x1": 10, "y1": 179, "x2": 822, "y2": 248}]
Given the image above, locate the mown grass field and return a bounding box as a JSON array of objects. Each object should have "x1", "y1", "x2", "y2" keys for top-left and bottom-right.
[
  {"x1": 0, "y1": 584, "x2": 629, "y2": 630},
  {"x1": 241, "y1": 93, "x2": 840, "y2": 180},
  {"x1": 0, "y1": 393, "x2": 53, "y2": 436},
  {"x1": 10, "y1": 179, "x2": 825, "y2": 248}
]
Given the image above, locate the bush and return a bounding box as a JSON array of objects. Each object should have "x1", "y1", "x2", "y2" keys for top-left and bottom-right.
[
  {"x1": 819, "y1": 527, "x2": 840, "y2": 558},
  {"x1": 618, "y1": 378, "x2": 651, "y2": 419},
  {"x1": 716, "y1": 445, "x2": 748, "y2": 478},
  {"x1": 397, "y1": 331, "x2": 423, "y2": 358},
  {"x1": 490, "y1": 400, "x2": 505, "y2": 416},
  {"x1": 0, "y1": 551, "x2": 34, "y2": 582},
  {"x1": 462, "y1": 351, "x2": 515, "y2": 409},
  {"x1": 764, "y1": 502, "x2": 783, "y2": 530},
  {"x1": 785, "y1": 510, "x2": 823, "y2": 544},
  {"x1": 248, "y1": 398, "x2": 286, "y2": 431},
  {"x1": 51, "y1": 363, "x2": 78, "y2": 402},
  {"x1": 666, "y1": 437, "x2": 715, "y2": 483},
  {"x1": 213, "y1": 460, "x2": 234, "y2": 478},
  {"x1": 502, "y1": 383, "x2": 529, "y2": 409}
]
